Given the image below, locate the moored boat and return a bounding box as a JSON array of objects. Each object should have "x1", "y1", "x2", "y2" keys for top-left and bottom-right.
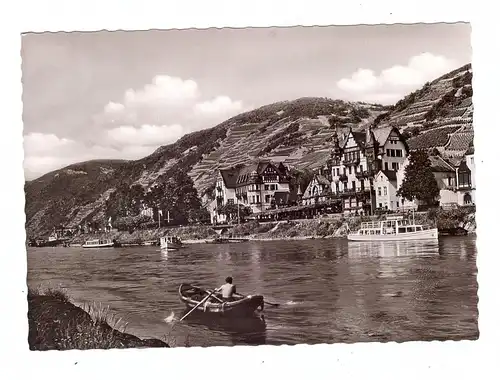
[
  {"x1": 178, "y1": 283, "x2": 264, "y2": 316},
  {"x1": 160, "y1": 236, "x2": 184, "y2": 251},
  {"x1": 82, "y1": 238, "x2": 117, "y2": 248},
  {"x1": 347, "y1": 215, "x2": 438, "y2": 241},
  {"x1": 205, "y1": 237, "x2": 231, "y2": 244}
]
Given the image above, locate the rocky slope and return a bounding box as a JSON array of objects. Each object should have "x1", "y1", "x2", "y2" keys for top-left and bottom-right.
[{"x1": 24, "y1": 64, "x2": 473, "y2": 237}]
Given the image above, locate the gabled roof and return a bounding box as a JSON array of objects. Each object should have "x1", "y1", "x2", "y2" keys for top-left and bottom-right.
[
  {"x1": 465, "y1": 139, "x2": 474, "y2": 155},
  {"x1": 351, "y1": 131, "x2": 366, "y2": 149},
  {"x1": 428, "y1": 155, "x2": 456, "y2": 173},
  {"x1": 219, "y1": 167, "x2": 240, "y2": 188},
  {"x1": 376, "y1": 170, "x2": 397, "y2": 181},
  {"x1": 221, "y1": 160, "x2": 289, "y2": 188},
  {"x1": 372, "y1": 127, "x2": 393, "y2": 146},
  {"x1": 315, "y1": 174, "x2": 331, "y2": 186}
]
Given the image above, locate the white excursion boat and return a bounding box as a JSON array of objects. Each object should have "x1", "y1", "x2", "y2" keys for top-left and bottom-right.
[
  {"x1": 82, "y1": 238, "x2": 116, "y2": 248},
  {"x1": 347, "y1": 215, "x2": 438, "y2": 242},
  {"x1": 160, "y1": 236, "x2": 184, "y2": 251}
]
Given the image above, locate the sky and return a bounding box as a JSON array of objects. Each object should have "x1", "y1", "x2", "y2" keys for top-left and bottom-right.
[{"x1": 21, "y1": 23, "x2": 471, "y2": 180}]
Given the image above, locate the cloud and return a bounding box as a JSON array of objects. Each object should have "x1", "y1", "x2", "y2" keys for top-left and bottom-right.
[
  {"x1": 194, "y1": 96, "x2": 245, "y2": 116},
  {"x1": 104, "y1": 101, "x2": 125, "y2": 113},
  {"x1": 105, "y1": 75, "x2": 200, "y2": 113},
  {"x1": 24, "y1": 74, "x2": 248, "y2": 179},
  {"x1": 23, "y1": 132, "x2": 75, "y2": 155},
  {"x1": 106, "y1": 124, "x2": 186, "y2": 147},
  {"x1": 336, "y1": 53, "x2": 458, "y2": 104},
  {"x1": 23, "y1": 132, "x2": 156, "y2": 180}
]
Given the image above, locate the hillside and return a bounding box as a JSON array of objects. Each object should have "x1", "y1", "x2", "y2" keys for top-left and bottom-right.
[
  {"x1": 24, "y1": 64, "x2": 474, "y2": 237},
  {"x1": 377, "y1": 63, "x2": 473, "y2": 159}
]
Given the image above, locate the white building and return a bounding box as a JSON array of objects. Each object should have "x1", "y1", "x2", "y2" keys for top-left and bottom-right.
[
  {"x1": 210, "y1": 160, "x2": 290, "y2": 224},
  {"x1": 326, "y1": 126, "x2": 409, "y2": 215}
]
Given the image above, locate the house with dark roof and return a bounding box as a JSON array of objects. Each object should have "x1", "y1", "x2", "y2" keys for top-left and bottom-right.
[
  {"x1": 302, "y1": 173, "x2": 332, "y2": 206},
  {"x1": 211, "y1": 160, "x2": 290, "y2": 224},
  {"x1": 325, "y1": 125, "x2": 409, "y2": 215},
  {"x1": 393, "y1": 154, "x2": 471, "y2": 210},
  {"x1": 373, "y1": 170, "x2": 399, "y2": 211},
  {"x1": 435, "y1": 140, "x2": 475, "y2": 207}
]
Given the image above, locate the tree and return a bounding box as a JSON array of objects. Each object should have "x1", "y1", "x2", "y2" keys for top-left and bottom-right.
[
  {"x1": 289, "y1": 168, "x2": 315, "y2": 195},
  {"x1": 143, "y1": 170, "x2": 207, "y2": 225},
  {"x1": 396, "y1": 150, "x2": 440, "y2": 207},
  {"x1": 219, "y1": 203, "x2": 252, "y2": 222}
]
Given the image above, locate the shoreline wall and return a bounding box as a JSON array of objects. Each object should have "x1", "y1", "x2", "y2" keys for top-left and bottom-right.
[{"x1": 66, "y1": 208, "x2": 476, "y2": 244}]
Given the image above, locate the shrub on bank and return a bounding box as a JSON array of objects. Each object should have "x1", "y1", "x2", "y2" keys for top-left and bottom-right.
[{"x1": 427, "y1": 207, "x2": 472, "y2": 229}]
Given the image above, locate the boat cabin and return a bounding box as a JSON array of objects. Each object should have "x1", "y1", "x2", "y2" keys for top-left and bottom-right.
[
  {"x1": 84, "y1": 239, "x2": 112, "y2": 245},
  {"x1": 357, "y1": 215, "x2": 429, "y2": 236}
]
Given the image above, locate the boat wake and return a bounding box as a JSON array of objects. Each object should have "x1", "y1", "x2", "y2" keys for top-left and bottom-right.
[
  {"x1": 284, "y1": 300, "x2": 301, "y2": 306},
  {"x1": 163, "y1": 311, "x2": 177, "y2": 324}
]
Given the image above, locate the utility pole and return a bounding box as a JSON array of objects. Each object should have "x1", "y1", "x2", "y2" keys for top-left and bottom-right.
[{"x1": 236, "y1": 193, "x2": 241, "y2": 225}]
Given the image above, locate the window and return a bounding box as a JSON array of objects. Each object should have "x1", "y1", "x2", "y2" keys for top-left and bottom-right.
[
  {"x1": 378, "y1": 187, "x2": 381, "y2": 196},
  {"x1": 396, "y1": 201, "x2": 399, "y2": 208},
  {"x1": 228, "y1": 199, "x2": 234, "y2": 205},
  {"x1": 336, "y1": 168, "x2": 340, "y2": 176},
  {"x1": 349, "y1": 166, "x2": 352, "y2": 175},
  {"x1": 379, "y1": 203, "x2": 382, "y2": 208},
  {"x1": 264, "y1": 185, "x2": 269, "y2": 191},
  {"x1": 265, "y1": 195, "x2": 270, "y2": 203},
  {"x1": 352, "y1": 181, "x2": 356, "y2": 191},
  {"x1": 252, "y1": 196, "x2": 255, "y2": 203},
  {"x1": 396, "y1": 150, "x2": 402, "y2": 157},
  {"x1": 392, "y1": 162, "x2": 399, "y2": 171},
  {"x1": 384, "y1": 187, "x2": 387, "y2": 196},
  {"x1": 359, "y1": 164, "x2": 363, "y2": 172},
  {"x1": 384, "y1": 162, "x2": 389, "y2": 171},
  {"x1": 256, "y1": 195, "x2": 260, "y2": 203}
]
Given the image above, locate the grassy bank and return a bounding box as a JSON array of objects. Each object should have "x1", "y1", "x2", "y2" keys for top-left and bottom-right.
[{"x1": 28, "y1": 287, "x2": 170, "y2": 350}]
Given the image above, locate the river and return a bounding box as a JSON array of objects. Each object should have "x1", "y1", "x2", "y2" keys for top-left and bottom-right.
[{"x1": 26, "y1": 235, "x2": 478, "y2": 347}]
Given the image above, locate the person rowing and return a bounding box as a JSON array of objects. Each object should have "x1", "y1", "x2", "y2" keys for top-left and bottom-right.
[{"x1": 215, "y1": 276, "x2": 237, "y2": 302}]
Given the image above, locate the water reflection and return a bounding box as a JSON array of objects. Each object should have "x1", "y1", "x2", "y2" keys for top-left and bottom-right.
[
  {"x1": 348, "y1": 240, "x2": 440, "y2": 258},
  {"x1": 160, "y1": 248, "x2": 169, "y2": 261},
  {"x1": 182, "y1": 309, "x2": 267, "y2": 346}
]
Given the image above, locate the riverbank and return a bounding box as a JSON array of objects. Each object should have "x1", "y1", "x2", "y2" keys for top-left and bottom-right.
[
  {"x1": 64, "y1": 207, "x2": 475, "y2": 245},
  {"x1": 28, "y1": 287, "x2": 169, "y2": 350}
]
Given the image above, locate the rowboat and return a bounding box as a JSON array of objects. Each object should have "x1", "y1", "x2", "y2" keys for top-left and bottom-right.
[
  {"x1": 82, "y1": 238, "x2": 117, "y2": 248},
  {"x1": 347, "y1": 215, "x2": 438, "y2": 242},
  {"x1": 178, "y1": 283, "x2": 265, "y2": 316}
]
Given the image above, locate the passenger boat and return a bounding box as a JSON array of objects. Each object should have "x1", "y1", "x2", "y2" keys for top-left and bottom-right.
[
  {"x1": 178, "y1": 283, "x2": 265, "y2": 316},
  {"x1": 82, "y1": 238, "x2": 117, "y2": 248},
  {"x1": 159, "y1": 236, "x2": 184, "y2": 251},
  {"x1": 347, "y1": 214, "x2": 438, "y2": 241}
]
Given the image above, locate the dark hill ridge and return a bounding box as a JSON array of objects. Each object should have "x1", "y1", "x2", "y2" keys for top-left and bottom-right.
[{"x1": 24, "y1": 65, "x2": 473, "y2": 236}]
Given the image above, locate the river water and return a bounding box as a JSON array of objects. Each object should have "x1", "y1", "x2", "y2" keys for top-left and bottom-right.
[{"x1": 26, "y1": 236, "x2": 478, "y2": 347}]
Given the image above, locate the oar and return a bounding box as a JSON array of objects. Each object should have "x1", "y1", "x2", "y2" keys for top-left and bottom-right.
[
  {"x1": 180, "y1": 289, "x2": 216, "y2": 321},
  {"x1": 204, "y1": 290, "x2": 224, "y2": 303},
  {"x1": 235, "y1": 292, "x2": 280, "y2": 307}
]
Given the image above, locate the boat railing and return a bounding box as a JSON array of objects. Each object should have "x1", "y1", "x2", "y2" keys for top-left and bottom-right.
[{"x1": 360, "y1": 221, "x2": 382, "y2": 229}]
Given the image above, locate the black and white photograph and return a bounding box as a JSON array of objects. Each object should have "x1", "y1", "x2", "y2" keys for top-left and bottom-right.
[{"x1": 21, "y1": 22, "x2": 479, "y2": 351}]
